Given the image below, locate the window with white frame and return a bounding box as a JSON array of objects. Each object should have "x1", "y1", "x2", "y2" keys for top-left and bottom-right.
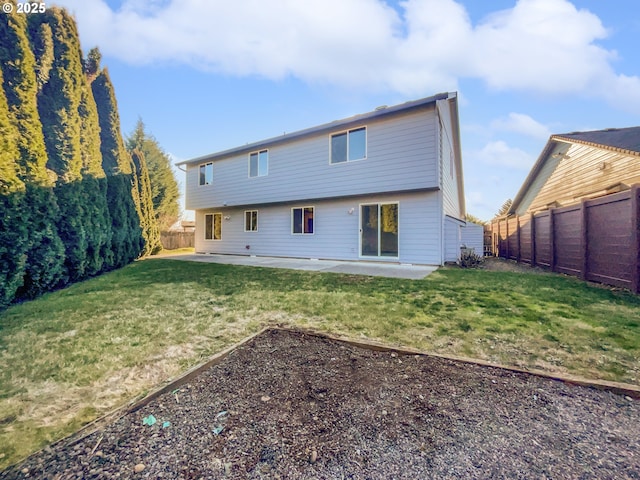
[
  {"x1": 204, "y1": 213, "x2": 222, "y2": 240},
  {"x1": 330, "y1": 127, "x2": 366, "y2": 164},
  {"x1": 249, "y1": 150, "x2": 268, "y2": 177},
  {"x1": 292, "y1": 207, "x2": 314, "y2": 234},
  {"x1": 244, "y1": 210, "x2": 258, "y2": 232},
  {"x1": 199, "y1": 162, "x2": 213, "y2": 185}
]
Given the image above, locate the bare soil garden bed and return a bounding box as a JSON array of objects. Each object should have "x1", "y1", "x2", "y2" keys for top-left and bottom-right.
[{"x1": 2, "y1": 328, "x2": 639, "y2": 479}]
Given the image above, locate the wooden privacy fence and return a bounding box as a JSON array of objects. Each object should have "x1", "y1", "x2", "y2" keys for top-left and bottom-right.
[
  {"x1": 491, "y1": 185, "x2": 640, "y2": 293},
  {"x1": 160, "y1": 231, "x2": 195, "y2": 250}
]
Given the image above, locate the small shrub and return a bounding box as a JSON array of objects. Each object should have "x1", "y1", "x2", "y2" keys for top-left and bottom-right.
[{"x1": 459, "y1": 248, "x2": 484, "y2": 269}]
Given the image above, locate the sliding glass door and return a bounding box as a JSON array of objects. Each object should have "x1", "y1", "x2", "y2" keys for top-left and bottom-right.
[{"x1": 360, "y1": 203, "x2": 398, "y2": 258}]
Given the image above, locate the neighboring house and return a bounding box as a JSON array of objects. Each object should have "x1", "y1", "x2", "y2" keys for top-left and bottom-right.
[
  {"x1": 492, "y1": 126, "x2": 640, "y2": 293},
  {"x1": 177, "y1": 92, "x2": 469, "y2": 266},
  {"x1": 509, "y1": 126, "x2": 640, "y2": 216}
]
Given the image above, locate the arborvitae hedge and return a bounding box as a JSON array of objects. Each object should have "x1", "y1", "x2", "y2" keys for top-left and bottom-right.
[
  {"x1": 79, "y1": 47, "x2": 111, "y2": 277},
  {"x1": 0, "y1": 4, "x2": 66, "y2": 303},
  {"x1": 93, "y1": 68, "x2": 144, "y2": 268},
  {"x1": 0, "y1": 67, "x2": 28, "y2": 307},
  {"x1": 0, "y1": 7, "x2": 149, "y2": 309}
]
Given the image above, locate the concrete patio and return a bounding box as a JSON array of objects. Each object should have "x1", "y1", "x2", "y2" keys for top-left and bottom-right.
[{"x1": 156, "y1": 253, "x2": 438, "y2": 280}]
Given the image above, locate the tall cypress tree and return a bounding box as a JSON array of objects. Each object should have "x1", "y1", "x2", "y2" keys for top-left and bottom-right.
[
  {"x1": 0, "y1": 2, "x2": 65, "y2": 299},
  {"x1": 131, "y1": 149, "x2": 162, "y2": 256},
  {"x1": 127, "y1": 120, "x2": 180, "y2": 230},
  {"x1": 93, "y1": 68, "x2": 143, "y2": 267},
  {"x1": 79, "y1": 48, "x2": 111, "y2": 276},
  {"x1": 0, "y1": 0, "x2": 49, "y2": 184},
  {"x1": 33, "y1": 7, "x2": 83, "y2": 182},
  {"x1": 33, "y1": 7, "x2": 89, "y2": 284},
  {"x1": 0, "y1": 68, "x2": 28, "y2": 308}
]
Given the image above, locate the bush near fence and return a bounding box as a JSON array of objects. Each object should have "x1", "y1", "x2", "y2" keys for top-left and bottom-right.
[
  {"x1": 160, "y1": 231, "x2": 194, "y2": 250},
  {"x1": 491, "y1": 185, "x2": 640, "y2": 293}
]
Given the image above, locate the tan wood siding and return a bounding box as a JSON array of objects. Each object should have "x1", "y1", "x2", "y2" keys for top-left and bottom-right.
[{"x1": 525, "y1": 144, "x2": 640, "y2": 214}]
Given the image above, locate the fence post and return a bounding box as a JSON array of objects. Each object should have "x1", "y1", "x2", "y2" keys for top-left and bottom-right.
[
  {"x1": 632, "y1": 185, "x2": 640, "y2": 294},
  {"x1": 580, "y1": 199, "x2": 589, "y2": 281},
  {"x1": 549, "y1": 208, "x2": 556, "y2": 272},
  {"x1": 515, "y1": 215, "x2": 521, "y2": 262},
  {"x1": 530, "y1": 213, "x2": 536, "y2": 267},
  {"x1": 505, "y1": 217, "x2": 510, "y2": 260}
]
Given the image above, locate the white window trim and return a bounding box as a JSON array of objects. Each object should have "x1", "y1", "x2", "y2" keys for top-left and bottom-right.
[
  {"x1": 244, "y1": 210, "x2": 259, "y2": 232},
  {"x1": 199, "y1": 162, "x2": 213, "y2": 186},
  {"x1": 248, "y1": 149, "x2": 269, "y2": 178},
  {"x1": 358, "y1": 202, "x2": 399, "y2": 259},
  {"x1": 291, "y1": 206, "x2": 315, "y2": 235},
  {"x1": 204, "y1": 212, "x2": 222, "y2": 241},
  {"x1": 329, "y1": 126, "x2": 367, "y2": 165}
]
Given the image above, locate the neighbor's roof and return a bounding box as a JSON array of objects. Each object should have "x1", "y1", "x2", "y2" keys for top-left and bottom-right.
[
  {"x1": 553, "y1": 126, "x2": 640, "y2": 156},
  {"x1": 508, "y1": 126, "x2": 640, "y2": 215},
  {"x1": 176, "y1": 92, "x2": 454, "y2": 167}
]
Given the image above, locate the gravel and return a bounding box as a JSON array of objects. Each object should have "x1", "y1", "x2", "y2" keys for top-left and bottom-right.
[{"x1": 2, "y1": 328, "x2": 639, "y2": 479}]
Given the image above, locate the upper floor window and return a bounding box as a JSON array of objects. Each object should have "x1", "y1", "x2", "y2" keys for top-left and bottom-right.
[
  {"x1": 199, "y1": 162, "x2": 213, "y2": 186},
  {"x1": 292, "y1": 207, "x2": 314, "y2": 234},
  {"x1": 249, "y1": 150, "x2": 268, "y2": 177},
  {"x1": 330, "y1": 127, "x2": 366, "y2": 164}
]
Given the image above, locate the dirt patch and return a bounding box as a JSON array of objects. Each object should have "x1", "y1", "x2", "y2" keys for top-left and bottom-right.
[
  {"x1": 2, "y1": 328, "x2": 639, "y2": 479},
  {"x1": 481, "y1": 257, "x2": 549, "y2": 274}
]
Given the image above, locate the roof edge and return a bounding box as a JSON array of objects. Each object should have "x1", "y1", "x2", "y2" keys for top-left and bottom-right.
[
  {"x1": 176, "y1": 92, "x2": 453, "y2": 167},
  {"x1": 551, "y1": 134, "x2": 640, "y2": 158},
  {"x1": 507, "y1": 137, "x2": 557, "y2": 215}
]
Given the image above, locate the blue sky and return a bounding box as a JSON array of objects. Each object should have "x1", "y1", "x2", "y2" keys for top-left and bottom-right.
[{"x1": 50, "y1": 0, "x2": 640, "y2": 221}]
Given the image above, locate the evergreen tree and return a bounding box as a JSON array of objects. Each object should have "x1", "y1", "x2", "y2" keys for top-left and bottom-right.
[
  {"x1": 33, "y1": 7, "x2": 83, "y2": 183},
  {"x1": 33, "y1": 7, "x2": 90, "y2": 283},
  {"x1": 17, "y1": 184, "x2": 66, "y2": 300},
  {"x1": 0, "y1": 0, "x2": 50, "y2": 184},
  {"x1": 131, "y1": 149, "x2": 162, "y2": 256},
  {"x1": 127, "y1": 120, "x2": 180, "y2": 230},
  {"x1": 0, "y1": 69, "x2": 23, "y2": 195},
  {"x1": 29, "y1": 21, "x2": 54, "y2": 93},
  {"x1": 79, "y1": 47, "x2": 111, "y2": 276},
  {"x1": 0, "y1": 1, "x2": 65, "y2": 299},
  {"x1": 93, "y1": 68, "x2": 143, "y2": 267},
  {"x1": 495, "y1": 198, "x2": 513, "y2": 218},
  {"x1": 83, "y1": 46, "x2": 101, "y2": 82},
  {"x1": 0, "y1": 68, "x2": 28, "y2": 308},
  {"x1": 465, "y1": 213, "x2": 486, "y2": 225}
]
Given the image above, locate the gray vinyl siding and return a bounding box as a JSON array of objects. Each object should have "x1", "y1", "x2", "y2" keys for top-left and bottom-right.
[
  {"x1": 444, "y1": 216, "x2": 464, "y2": 262},
  {"x1": 461, "y1": 223, "x2": 484, "y2": 256},
  {"x1": 437, "y1": 99, "x2": 463, "y2": 220},
  {"x1": 194, "y1": 191, "x2": 442, "y2": 265},
  {"x1": 185, "y1": 108, "x2": 438, "y2": 210}
]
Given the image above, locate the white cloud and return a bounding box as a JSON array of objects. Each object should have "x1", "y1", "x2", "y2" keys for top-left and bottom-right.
[
  {"x1": 475, "y1": 141, "x2": 535, "y2": 170},
  {"x1": 53, "y1": 0, "x2": 640, "y2": 108},
  {"x1": 491, "y1": 113, "x2": 551, "y2": 140},
  {"x1": 471, "y1": 0, "x2": 612, "y2": 94}
]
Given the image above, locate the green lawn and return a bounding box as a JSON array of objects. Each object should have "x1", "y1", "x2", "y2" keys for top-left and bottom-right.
[{"x1": 1, "y1": 258, "x2": 639, "y2": 469}]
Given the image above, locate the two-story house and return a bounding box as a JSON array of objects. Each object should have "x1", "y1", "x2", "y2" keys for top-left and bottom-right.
[{"x1": 177, "y1": 92, "x2": 467, "y2": 265}]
